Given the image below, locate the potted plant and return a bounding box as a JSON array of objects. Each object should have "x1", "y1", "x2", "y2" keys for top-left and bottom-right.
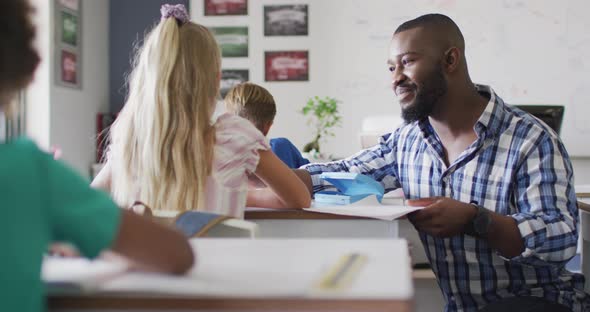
[{"x1": 300, "y1": 96, "x2": 342, "y2": 154}]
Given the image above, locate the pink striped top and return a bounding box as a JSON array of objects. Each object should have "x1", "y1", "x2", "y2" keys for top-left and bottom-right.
[{"x1": 203, "y1": 113, "x2": 269, "y2": 218}]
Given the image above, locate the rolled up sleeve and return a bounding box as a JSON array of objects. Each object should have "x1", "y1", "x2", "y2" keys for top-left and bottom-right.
[
  {"x1": 301, "y1": 132, "x2": 402, "y2": 194},
  {"x1": 510, "y1": 134, "x2": 578, "y2": 264}
]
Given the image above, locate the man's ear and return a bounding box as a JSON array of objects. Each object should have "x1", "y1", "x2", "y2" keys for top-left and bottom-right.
[{"x1": 444, "y1": 47, "x2": 461, "y2": 73}]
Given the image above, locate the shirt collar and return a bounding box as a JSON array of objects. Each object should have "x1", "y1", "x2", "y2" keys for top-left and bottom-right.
[
  {"x1": 473, "y1": 84, "x2": 507, "y2": 140},
  {"x1": 415, "y1": 84, "x2": 508, "y2": 141}
]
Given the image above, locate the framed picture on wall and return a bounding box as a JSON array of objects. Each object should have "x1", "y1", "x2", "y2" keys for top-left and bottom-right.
[
  {"x1": 265, "y1": 51, "x2": 309, "y2": 82},
  {"x1": 264, "y1": 5, "x2": 308, "y2": 36},
  {"x1": 55, "y1": 0, "x2": 82, "y2": 89},
  {"x1": 59, "y1": 49, "x2": 79, "y2": 86},
  {"x1": 58, "y1": 0, "x2": 79, "y2": 11},
  {"x1": 60, "y1": 11, "x2": 78, "y2": 46},
  {"x1": 211, "y1": 27, "x2": 248, "y2": 57},
  {"x1": 220, "y1": 69, "x2": 249, "y2": 98},
  {"x1": 204, "y1": 0, "x2": 247, "y2": 16}
]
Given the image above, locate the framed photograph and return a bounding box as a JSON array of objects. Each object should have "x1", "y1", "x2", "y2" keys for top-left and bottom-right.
[
  {"x1": 59, "y1": 49, "x2": 79, "y2": 86},
  {"x1": 264, "y1": 5, "x2": 308, "y2": 36},
  {"x1": 55, "y1": 0, "x2": 82, "y2": 89},
  {"x1": 204, "y1": 0, "x2": 247, "y2": 16},
  {"x1": 211, "y1": 27, "x2": 248, "y2": 58},
  {"x1": 58, "y1": 0, "x2": 79, "y2": 11},
  {"x1": 265, "y1": 51, "x2": 309, "y2": 82},
  {"x1": 60, "y1": 11, "x2": 78, "y2": 46},
  {"x1": 220, "y1": 69, "x2": 249, "y2": 98}
]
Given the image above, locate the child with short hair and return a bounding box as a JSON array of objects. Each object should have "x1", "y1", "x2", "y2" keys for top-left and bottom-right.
[
  {"x1": 224, "y1": 82, "x2": 310, "y2": 169},
  {"x1": 0, "y1": 2, "x2": 194, "y2": 312},
  {"x1": 92, "y1": 5, "x2": 310, "y2": 217}
]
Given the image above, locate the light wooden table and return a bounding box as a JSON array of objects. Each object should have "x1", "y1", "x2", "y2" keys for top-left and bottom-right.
[{"x1": 48, "y1": 239, "x2": 414, "y2": 312}]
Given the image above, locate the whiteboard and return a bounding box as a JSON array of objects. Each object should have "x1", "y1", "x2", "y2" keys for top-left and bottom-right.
[{"x1": 193, "y1": 0, "x2": 590, "y2": 157}]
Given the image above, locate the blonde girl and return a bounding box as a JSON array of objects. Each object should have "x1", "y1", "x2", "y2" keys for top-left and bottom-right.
[{"x1": 92, "y1": 4, "x2": 310, "y2": 218}]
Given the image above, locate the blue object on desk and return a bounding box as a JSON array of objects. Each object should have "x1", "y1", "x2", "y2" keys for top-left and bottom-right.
[
  {"x1": 316, "y1": 172, "x2": 385, "y2": 205},
  {"x1": 174, "y1": 211, "x2": 230, "y2": 238}
]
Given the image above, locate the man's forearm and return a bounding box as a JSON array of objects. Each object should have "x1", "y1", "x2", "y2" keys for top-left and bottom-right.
[{"x1": 486, "y1": 213, "x2": 525, "y2": 258}]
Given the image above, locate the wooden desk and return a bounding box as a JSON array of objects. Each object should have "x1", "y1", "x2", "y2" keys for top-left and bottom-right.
[
  {"x1": 578, "y1": 200, "x2": 590, "y2": 213},
  {"x1": 245, "y1": 208, "x2": 399, "y2": 238},
  {"x1": 48, "y1": 239, "x2": 414, "y2": 312},
  {"x1": 244, "y1": 207, "x2": 434, "y2": 265}
]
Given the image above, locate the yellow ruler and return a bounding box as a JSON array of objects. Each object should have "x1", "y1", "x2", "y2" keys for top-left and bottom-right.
[{"x1": 312, "y1": 252, "x2": 368, "y2": 292}]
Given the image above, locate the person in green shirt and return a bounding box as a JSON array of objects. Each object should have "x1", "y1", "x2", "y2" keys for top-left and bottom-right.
[{"x1": 0, "y1": 1, "x2": 195, "y2": 312}]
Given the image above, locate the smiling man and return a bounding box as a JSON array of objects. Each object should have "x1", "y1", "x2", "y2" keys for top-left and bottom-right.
[{"x1": 297, "y1": 14, "x2": 589, "y2": 312}]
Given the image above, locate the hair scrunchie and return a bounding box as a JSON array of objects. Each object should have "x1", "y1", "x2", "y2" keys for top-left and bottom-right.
[{"x1": 160, "y1": 4, "x2": 189, "y2": 25}]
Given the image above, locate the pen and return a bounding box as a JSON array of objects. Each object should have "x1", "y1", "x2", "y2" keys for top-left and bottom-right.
[{"x1": 314, "y1": 252, "x2": 368, "y2": 291}]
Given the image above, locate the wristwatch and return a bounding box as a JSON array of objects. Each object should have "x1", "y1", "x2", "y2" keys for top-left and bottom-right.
[{"x1": 465, "y1": 203, "x2": 492, "y2": 238}]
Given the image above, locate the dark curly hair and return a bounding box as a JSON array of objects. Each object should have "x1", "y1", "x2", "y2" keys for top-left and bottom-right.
[{"x1": 0, "y1": 0, "x2": 39, "y2": 104}]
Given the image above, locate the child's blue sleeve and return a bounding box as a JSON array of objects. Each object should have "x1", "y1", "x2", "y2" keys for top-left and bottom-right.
[{"x1": 270, "y1": 137, "x2": 309, "y2": 169}]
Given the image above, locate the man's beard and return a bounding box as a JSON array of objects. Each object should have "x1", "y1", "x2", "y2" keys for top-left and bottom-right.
[{"x1": 401, "y1": 64, "x2": 448, "y2": 123}]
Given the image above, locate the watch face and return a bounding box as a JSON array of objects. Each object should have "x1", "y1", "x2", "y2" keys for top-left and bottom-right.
[{"x1": 474, "y1": 206, "x2": 492, "y2": 236}]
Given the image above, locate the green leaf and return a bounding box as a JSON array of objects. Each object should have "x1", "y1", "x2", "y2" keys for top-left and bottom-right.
[{"x1": 299, "y1": 96, "x2": 342, "y2": 150}]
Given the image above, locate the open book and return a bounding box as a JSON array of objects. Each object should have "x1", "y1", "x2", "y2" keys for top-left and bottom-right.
[{"x1": 42, "y1": 256, "x2": 128, "y2": 291}]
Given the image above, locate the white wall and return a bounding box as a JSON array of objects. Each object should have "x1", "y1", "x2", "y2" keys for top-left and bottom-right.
[
  {"x1": 27, "y1": 0, "x2": 110, "y2": 177},
  {"x1": 191, "y1": 0, "x2": 399, "y2": 161},
  {"x1": 27, "y1": 0, "x2": 52, "y2": 148},
  {"x1": 23, "y1": 0, "x2": 590, "y2": 182},
  {"x1": 191, "y1": 0, "x2": 590, "y2": 183},
  {"x1": 573, "y1": 158, "x2": 590, "y2": 185},
  {"x1": 51, "y1": 0, "x2": 110, "y2": 177}
]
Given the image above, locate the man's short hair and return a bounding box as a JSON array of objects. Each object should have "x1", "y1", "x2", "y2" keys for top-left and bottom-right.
[
  {"x1": 394, "y1": 13, "x2": 464, "y2": 47},
  {"x1": 224, "y1": 82, "x2": 277, "y2": 131}
]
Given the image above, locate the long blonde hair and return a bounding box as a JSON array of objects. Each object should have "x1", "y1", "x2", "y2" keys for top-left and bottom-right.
[{"x1": 108, "y1": 17, "x2": 221, "y2": 211}]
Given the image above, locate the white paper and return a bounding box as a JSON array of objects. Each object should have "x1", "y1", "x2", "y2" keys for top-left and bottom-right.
[
  {"x1": 305, "y1": 195, "x2": 423, "y2": 221},
  {"x1": 42, "y1": 257, "x2": 128, "y2": 290}
]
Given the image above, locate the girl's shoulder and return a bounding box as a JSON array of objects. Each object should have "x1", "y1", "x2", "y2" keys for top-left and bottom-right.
[
  {"x1": 215, "y1": 113, "x2": 258, "y2": 132},
  {"x1": 214, "y1": 113, "x2": 269, "y2": 149}
]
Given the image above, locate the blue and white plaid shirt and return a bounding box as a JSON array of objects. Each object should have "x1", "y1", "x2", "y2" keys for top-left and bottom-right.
[{"x1": 303, "y1": 85, "x2": 589, "y2": 312}]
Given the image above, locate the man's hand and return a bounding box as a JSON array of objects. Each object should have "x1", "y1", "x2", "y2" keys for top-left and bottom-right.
[{"x1": 407, "y1": 197, "x2": 477, "y2": 237}]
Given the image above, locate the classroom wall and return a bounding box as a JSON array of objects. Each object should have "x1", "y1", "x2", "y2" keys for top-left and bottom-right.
[
  {"x1": 26, "y1": 0, "x2": 110, "y2": 177},
  {"x1": 190, "y1": 0, "x2": 590, "y2": 182},
  {"x1": 22, "y1": 1, "x2": 590, "y2": 182},
  {"x1": 109, "y1": 0, "x2": 190, "y2": 112},
  {"x1": 26, "y1": 0, "x2": 52, "y2": 149},
  {"x1": 50, "y1": 0, "x2": 111, "y2": 177},
  {"x1": 572, "y1": 158, "x2": 590, "y2": 185}
]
